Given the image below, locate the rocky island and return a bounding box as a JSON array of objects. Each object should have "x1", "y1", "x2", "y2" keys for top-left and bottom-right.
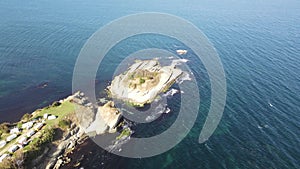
[
  {"x1": 109, "y1": 59, "x2": 183, "y2": 107},
  {"x1": 78, "y1": 59, "x2": 185, "y2": 137}
]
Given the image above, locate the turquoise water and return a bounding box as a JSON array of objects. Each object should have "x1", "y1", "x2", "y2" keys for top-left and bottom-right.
[{"x1": 0, "y1": 0, "x2": 300, "y2": 168}]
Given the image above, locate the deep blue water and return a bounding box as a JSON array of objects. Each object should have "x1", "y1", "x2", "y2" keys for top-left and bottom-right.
[{"x1": 1, "y1": 0, "x2": 300, "y2": 168}]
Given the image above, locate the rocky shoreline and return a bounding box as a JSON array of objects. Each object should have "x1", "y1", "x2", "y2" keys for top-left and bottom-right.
[
  {"x1": 0, "y1": 59, "x2": 186, "y2": 168},
  {"x1": 23, "y1": 93, "x2": 89, "y2": 169},
  {"x1": 44, "y1": 124, "x2": 87, "y2": 169},
  {"x1": 39, "y1": 91, "x2": 124, "y2": 169},
  {"x1": 44, "y1": 59, "x2": 185, "y2": 168}
]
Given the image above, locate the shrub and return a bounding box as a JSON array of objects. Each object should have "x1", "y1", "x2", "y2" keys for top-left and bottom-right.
[
  {"x1": 116, "y1": 128, "x2": 131, "y2": 140},
  {"x1": 0, "y1": 123, "x2": 10, "y2": 133},
  {"x1": 139, "y1": 78, "x2": 145, "y2": 84},
  {"x1": 21, "y1": 113, "x2": 32, "y2": 122},
  {"x1": 58, "y1": 119, "x2": 71, "y2": 129},
  {"x1": 52, "y1": 101, "x2": 61, "y2": 107},
  {"x1": 0, "y1": 157, "x2": 18, "y2": 169},
  {"x1": 23, "y1": 126, "x2": 55, "y2": 165}
]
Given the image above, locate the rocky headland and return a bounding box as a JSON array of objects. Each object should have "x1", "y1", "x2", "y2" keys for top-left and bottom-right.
[{"x1": 0, "y1": 59, "x2": 185, "y2": 169}]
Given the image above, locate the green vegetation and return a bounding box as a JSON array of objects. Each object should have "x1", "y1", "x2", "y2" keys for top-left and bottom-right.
[
  {"x1": 139, "y1": 78, "x2": 146, "y2": 84},
  {"x1": 33, "y1": 101, "x2": 75, "y2": 127},
  {"x1": 51, "y1": 101, "x2": 61, "y2": 107},
  {"x1": 124, "y1": 100, "x2": 144, "y2": 107},
  {"x1": 0, "y1": 123, "x2": 10, "y2": 134},
  {"x1": 58, "y1": 119, "x2": 71, "y2": 129},
  {"x1": 21, "y1": 101, "x2": 75, "y2": 166},
  {"x1": 21, "y1": 113, "x2": 32, "y2": 122},
  {"x1": 23, "y1": 126, "x2": 55, "y2": 166},
  {"x1": 16, "y1": 122, "x2": 22, "y2": 129},
  {"x1": 116, "y1": 128, "x2": 131, "y2": 140},
  {"x1": 126, "y1": 70, "x2": 160, "y2": 89},
  {"x1": 0, "y1": 123, "x2": 10, "y2": 139},
  {"x1": 129, "y1": 73, "x2": 134, "y2": 79},
  {"x1": 0, "y1": 100, "x2": 76, "y2": 167},
  {"x1": 0, "y1": 157, "x2": 18, "y2": 169}
]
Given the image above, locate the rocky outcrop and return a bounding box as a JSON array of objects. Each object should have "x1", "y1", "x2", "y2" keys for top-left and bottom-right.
[
  {"x1": 44, "y1": 125, "x2": 86, "y2": 169},
  {"x1": 109, "y1": 59, "x2": 183, "y2": 106},
  {"x1": 70, "y1": 92, "x2": 96, "y2": 129},
  {"x1": 85, "y1": 101, "x2": 122, "y2": 135},
  {"x1": 176, "y1": 49, "x2": 188, "y2": 55},
  {"x1": 67, "y1": 92, "x2": 121, "y2": 136}
]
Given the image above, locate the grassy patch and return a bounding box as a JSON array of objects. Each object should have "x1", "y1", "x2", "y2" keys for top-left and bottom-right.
[
  {"x1": 139, "y1": 78, "x2": 145, "y2": 84},
  {"x1": 58, "y1": 119, "x2": 71, "y2": 130},
  {"x1": 0, "y1": 100, "x2": 76, "y2": 167},
  {"x1": 32, "y1": 101, "x2": 75, "y2": 127},
  {"x1": 23, "y1": 126, "x2": 55, "y2": 166},
  {"x1": 116, "y1": 128, "x2": 131, "y2": 140}
]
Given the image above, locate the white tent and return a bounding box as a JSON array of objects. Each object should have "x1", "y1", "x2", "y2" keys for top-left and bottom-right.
[
  {"x1": 10, "y1": 128, "x2": 20, "y2": 134},
  {"x1": 0, "y1": 140, "x2": 6, "y2": 148},
  {"x1": 18, "y1": 137, "x2": 27, "y2": 145},
  {"x1": 34, "y1": 123, "x2": 44, "y2": 130},
  {"x1": 8, "y1": 145, "x2": 19, "y2": 153},
  {"x1": 43, "y1": 114, "x2": 49, "y2": 119},
  {"x1": 47, "y1": 115, "x2": 57, "y2": 120},
  {"x1": 26, "y1": 130, "x2": 35, "y2": 137},
  {"x1": 22, "y1": 121, "x2": 34, "y2": 130},
  {"x1": 6, "y1": 134, "x2": 17, "y2": 142},
  {"x1": 0, "y1": 154, "x2": 9, "y2": 162}
]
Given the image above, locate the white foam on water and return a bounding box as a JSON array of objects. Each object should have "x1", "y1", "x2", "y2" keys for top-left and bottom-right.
[
  {"x1": 172, "y1": 58, "x2": 189, "y2": 66},
  {"x1": 178, "y1": 72, "x2": 192, "y2": 84},
  {"x1": 164, "y1": 88, "x2": 179, "y2": 97},
  {"x1": 165, "y1": 107, "x2": 171, "y2": 114}
]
